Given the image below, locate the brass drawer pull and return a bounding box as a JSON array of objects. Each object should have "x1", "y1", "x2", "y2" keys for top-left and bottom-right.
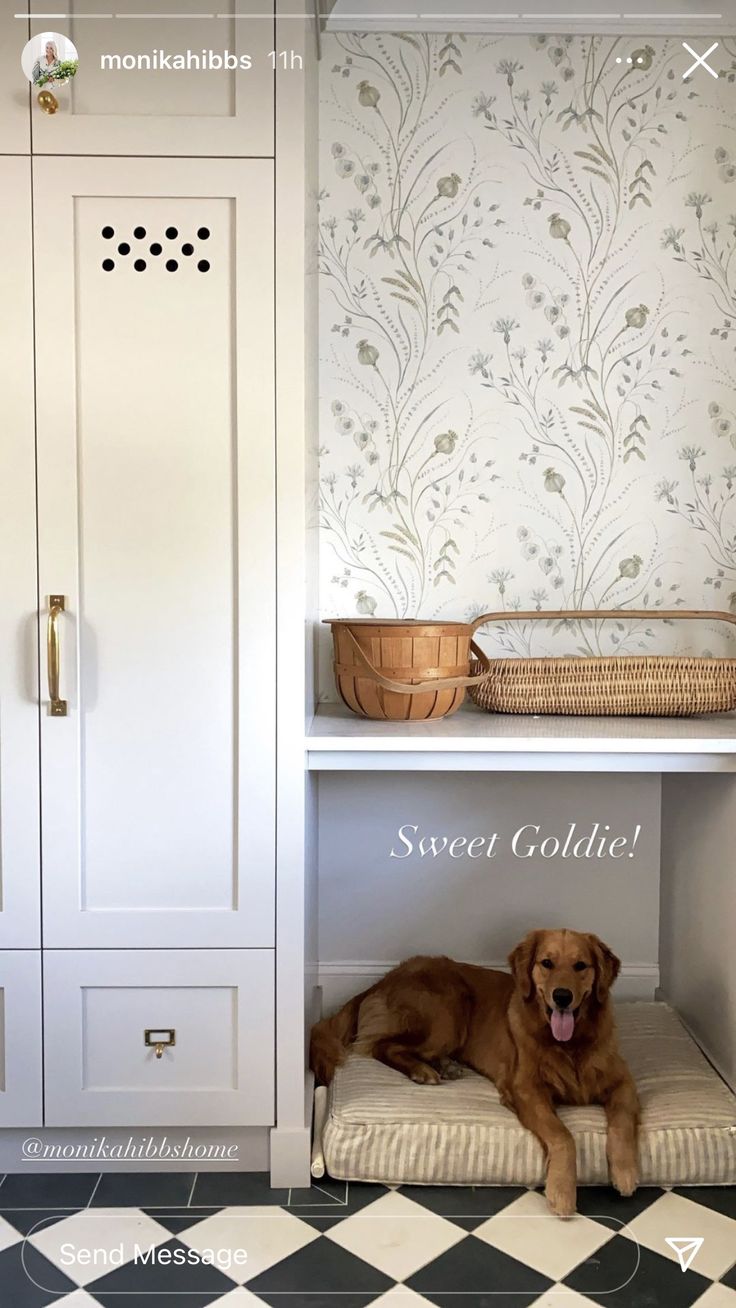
[{"x1": 145, "y1": 1028, "x2": 176, "y2": 1059}]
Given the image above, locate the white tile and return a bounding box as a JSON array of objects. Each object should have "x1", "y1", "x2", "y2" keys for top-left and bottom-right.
[
  {"x1": 372, "y1": 1289, "x2": 438, "y2": 1307},
  {"x1": 693, "y1": 1286, "x2": 736, "y2": 1308},
  {"x1": 177, "y1": 1205, "x2": 319, "y2": 1285},
  {"x1": 27, "y1": 1207, "x2": 171, "y2": 1286},
  {"x1": 52, "y1": 1294, "x2": 103, "y2": 1308},
  {"x1": 474, "y1": 1190, "x2": 614, "y2": 1282},
  {"x1": 216, "y1": 1289, "x2": 276, "y2": 1307},
  {"x1": 529, "y1": 1287, "x2": 601, "y2": 1307},
  {"x1": 0, "y1": 1214, "x2": 22, "y2": 1252},
  {"x1": 622, "y1": 1192, "x2": 736, "y2": 1281},
  {"x1": 325, "y1": 1190, "x2": 465, "y2": 1282}
]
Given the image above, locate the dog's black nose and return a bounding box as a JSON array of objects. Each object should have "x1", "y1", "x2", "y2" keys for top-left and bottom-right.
[{"x1": 552, "y1": 988, "x2": 573, "y2": 1009}]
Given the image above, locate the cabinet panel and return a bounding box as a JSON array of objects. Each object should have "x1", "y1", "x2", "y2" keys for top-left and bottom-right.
[
  {"x1": 34, "y1": 158, "x2": 275, "y2": 949},
  {"x1": 0, "y1": 157, "x2": 40, "y2": 949},
  {"x1": 30, "y1": 1, "x2": 274, "y2": 156},
  {"x1": 44, "y1": 950, "x2": 274, "y2": 1126},
  {"x1": 1, "y1": 11, "x2": 30, "y2": 152},
  {"x1": 0, "y1": 952, "x2": 43, "y2": 1127}
]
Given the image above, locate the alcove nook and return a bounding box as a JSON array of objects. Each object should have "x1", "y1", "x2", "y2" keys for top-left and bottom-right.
[{"x1": 299, "y1": 0, "x2": 736, "y2": 1191}]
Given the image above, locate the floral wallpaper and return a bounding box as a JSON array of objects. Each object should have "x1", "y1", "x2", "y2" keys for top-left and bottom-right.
[{"x1": 318, "y1": 33, "x2": 736, "y2": 666}]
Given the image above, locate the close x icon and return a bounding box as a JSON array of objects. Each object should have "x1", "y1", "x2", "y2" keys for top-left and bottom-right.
[{"x1": 682, "y1": 42, "x2": 720, "y2": 79}]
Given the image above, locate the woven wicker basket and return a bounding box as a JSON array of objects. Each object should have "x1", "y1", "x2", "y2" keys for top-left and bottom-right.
[{"x1": 468, "y1": 609, "x2": 736, "y2": 717}]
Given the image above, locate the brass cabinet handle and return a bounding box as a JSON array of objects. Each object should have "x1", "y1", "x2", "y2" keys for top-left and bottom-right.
[{"x1": 47, "y1": 595, "x2": 67, "y2": 717}]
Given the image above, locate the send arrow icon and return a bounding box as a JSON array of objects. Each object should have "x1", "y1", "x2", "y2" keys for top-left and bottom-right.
[{"x1": 665, "y1": 1237, "x2": 704, "y2": 1272}]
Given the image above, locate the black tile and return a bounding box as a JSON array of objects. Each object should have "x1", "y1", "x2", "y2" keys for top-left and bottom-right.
[
  {"x1": 246, "y1": 1233, "x2": 393, "y2": 1308},
  {"x1": 723, "y1": 1258, "x2": 736, "y2": 1291},
  {"x1": 0, "y1": 1240, "x2": 77, "y2": 1306},
  {"x1": 1, "y1": 1209, "x2": 82, "y2": 1238},
  {"x1": 86, "y1": 1235, "x2": 236, "y2": 1308},
  {"x1": 141, "y1": 1206, "x2": 222, "y2": 1235},
  {"x1": 190, "y1": 1172, "x2": 288, "y2": 1208},
  {"x1": 575, "y1": 1184, "x2": 666, "y2": 1228},
  {"x1": 91, "y1": 1172, "x2": 196, "y2": 1208},
  {"x1": 407, "y1": 1234, "x2": 552, "y2": 1306},
  {"x1": 0, "y1": 1172, "x2": 99, "y2": 1210},
  {"x1": 86, "y1": 1299, "x2": 233, "y2": 1308},
  {"x1": 292, "y1": 1181, "x2": 391, "y2": 1232},
  {"x1": 564, "y1": 1232, "x2": 710, "y2": 1307},
  {"x1": 674, "y1": 1186, "x2": 736, "y2": 1221},
  {"x1": 398, "y1": 1184, "x2": 525, "y2": 1231}
]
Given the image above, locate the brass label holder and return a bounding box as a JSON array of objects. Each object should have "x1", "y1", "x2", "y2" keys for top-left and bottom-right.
[{"x1": 145, "y1": 1028, "x2": 176, "y2": 1059}]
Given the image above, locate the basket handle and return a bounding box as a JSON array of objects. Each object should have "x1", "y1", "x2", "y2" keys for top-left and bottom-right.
[
  {"x1": 471, "y1": 607, "x2": 736, "y2": 632},
  {"x1": 342, "y1": 629, "x2": 491, "y2": 694}
]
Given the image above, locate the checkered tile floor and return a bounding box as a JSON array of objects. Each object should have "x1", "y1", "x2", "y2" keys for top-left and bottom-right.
[{"x1": 0, "y1": 1172, "x2": 734, "y2": 1307}]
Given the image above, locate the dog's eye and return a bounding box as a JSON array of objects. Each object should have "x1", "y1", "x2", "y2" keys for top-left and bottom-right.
[
  {"x1": 540, "y1": 959, "x2": 554, "y2": 970},
  {"x1": 573, "y1": 961, "x2": 588, "y2": 972}
]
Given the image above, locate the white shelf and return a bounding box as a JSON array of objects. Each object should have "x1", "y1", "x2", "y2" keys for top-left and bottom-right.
[{"x1": 306, "y1": 703, "x2": 736, "y2": 773}]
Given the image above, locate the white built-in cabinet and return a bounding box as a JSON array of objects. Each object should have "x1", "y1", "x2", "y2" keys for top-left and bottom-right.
[
  {"x1": 1, "y1": 11, "x2": 30, "y2": 153},
  {"x1": 0, "y1": 954, "x2": 43, "y2": 1128},
  {"x1": 34, "y1": 157, "x2": 275, "y2": 952},
  {"x1": 29, "y1": 1, "x2": 274, "y2": 156},
  {"x1": 0, "y1": 155, "x2": 44, "y2": 1129},
  {"x1": 0, "y1": 4, "x2": 293, "y2": 1143},
  {"x1": 44, "y1": 951, "x2": 275, "y2": 1126},
  {"x1": 0, "y1": 157, "x2": 39, "y2": 953}
]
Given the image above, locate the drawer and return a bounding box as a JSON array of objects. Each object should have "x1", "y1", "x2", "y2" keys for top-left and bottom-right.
[
  {"x1": 43, "y1": 950, "x2": 273, "y2": 1127},
  {"x1": 0, "y1": 951, "x2": 43, "y2": 1127}
]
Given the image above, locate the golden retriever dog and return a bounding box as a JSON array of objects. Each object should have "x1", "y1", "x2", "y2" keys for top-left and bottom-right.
[{"x1": 310, "y1": 928, "x2": 639, "y2": 1215}]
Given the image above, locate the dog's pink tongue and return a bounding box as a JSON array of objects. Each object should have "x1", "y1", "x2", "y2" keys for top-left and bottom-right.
[{"x1": 551, "y1": 1009, "x2": 575, "y2": 1042}]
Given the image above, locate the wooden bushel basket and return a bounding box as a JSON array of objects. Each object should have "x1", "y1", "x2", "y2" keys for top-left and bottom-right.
[{"x1": 325, "y1": 619, "x2": 490, "y2": 721}]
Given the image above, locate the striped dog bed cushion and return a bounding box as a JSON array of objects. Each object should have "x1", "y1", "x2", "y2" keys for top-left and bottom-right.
[{"x1": 313, "y1": 1003, "x2": 736, "y2": 1186}]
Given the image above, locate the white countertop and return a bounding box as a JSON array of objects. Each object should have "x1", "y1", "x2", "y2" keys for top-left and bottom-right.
[{"x1": 306, "y1": 703, "x2": 736, "y2": 772}]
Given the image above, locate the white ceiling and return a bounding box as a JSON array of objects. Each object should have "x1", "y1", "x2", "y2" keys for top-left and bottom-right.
[{"x1": 325, "y1": 0, "x2": 736, "y2": 36}]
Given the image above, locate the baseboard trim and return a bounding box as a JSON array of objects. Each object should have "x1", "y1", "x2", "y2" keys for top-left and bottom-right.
[
  {"x1": 318, "y1": 960, "x2": 660, "y2": 1004},
  {"x1": 318, "y1": 959, "x2": 660, "y2": 979}
]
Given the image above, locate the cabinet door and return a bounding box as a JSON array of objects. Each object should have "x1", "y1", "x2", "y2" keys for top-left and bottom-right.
[
  {"x1": 34, "y1": 158, "x2": 275, "y2": 949},
  {"x1": 1, "y1": 11, "x2": 30, "y2": 152},
  {"x1": 0, "y1": 952, "x2": 43, "y2": 1127},
  {"x1": 0, "y1": 158, "x2": 40, "y2": 949},
  {"x1": 30, "y1": 1, "x2": 274, "y2": 156},
  {"x1": 44, "y1": 950, "x2": 274, "y2": 1126}
]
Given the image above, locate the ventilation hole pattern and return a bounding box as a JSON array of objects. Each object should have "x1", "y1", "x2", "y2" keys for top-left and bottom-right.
[{"x1": 100, "y1": 226, "x2": 212, "y2": 273}]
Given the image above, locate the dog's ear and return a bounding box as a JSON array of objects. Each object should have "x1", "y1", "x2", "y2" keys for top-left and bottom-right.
[
  {"x1": 508, "y1": 931, "x2": 541, "y2": 1001},
  {"x1": 587, "y1": 934, "x2": 621, "y2": 1003}
]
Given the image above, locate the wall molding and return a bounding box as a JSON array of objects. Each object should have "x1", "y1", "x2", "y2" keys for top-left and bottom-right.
[
  {"x1": 317, "y1": 960, "x2": 660, "y2": 1009},
  {"x1": 319, "y1": 959, "x2": 660, "y2": 979},
  {"x1": 317, "y1": 960, "x2": 660, "y2": 1010}
]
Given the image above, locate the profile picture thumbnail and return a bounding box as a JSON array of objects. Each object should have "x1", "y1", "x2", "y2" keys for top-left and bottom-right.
[{"x1": 21, "y1": 31, "x2": 79, "y2": 87}]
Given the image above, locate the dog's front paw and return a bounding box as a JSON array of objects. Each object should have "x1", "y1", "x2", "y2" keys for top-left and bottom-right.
[
  {"x1": 610, "y1": 1160, "x2": 638, "y2": 1198},
  {"x1": 545, "y1": 1171, "x2": 577, "y2": 1218},
  {"x1": 409, "y1": 1064, "x2": 441, "y2": 1085}
]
